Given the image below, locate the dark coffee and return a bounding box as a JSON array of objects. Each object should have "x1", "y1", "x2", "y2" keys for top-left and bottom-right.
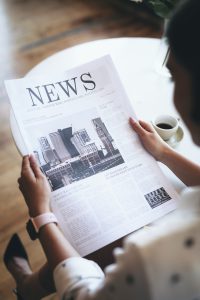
[{"x1": 156, "y1": 123, "x2": 173, "y2": 130}]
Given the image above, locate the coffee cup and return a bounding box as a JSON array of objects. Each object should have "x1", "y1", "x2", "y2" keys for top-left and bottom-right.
[{"x1": 152, "y1": 115, "x2": 179, "y2": 141}]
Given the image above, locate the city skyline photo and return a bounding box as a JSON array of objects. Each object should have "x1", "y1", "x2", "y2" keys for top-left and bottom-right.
[{"x1": 27, "y1": 108, "x2": 125, "y2": 191}]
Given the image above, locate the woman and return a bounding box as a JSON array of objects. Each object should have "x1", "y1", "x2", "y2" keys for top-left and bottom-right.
[{"x1": 4, "y1": 0, "x2": 200, "y2": 299}]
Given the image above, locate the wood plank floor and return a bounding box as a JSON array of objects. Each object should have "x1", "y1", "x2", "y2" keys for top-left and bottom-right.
[{"x1": 0, "y1": 1, "x2": 162, "y2": 299}]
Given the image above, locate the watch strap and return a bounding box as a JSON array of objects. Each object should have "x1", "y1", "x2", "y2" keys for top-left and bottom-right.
[
  {"x1": 26, "y1": 219, "x2": 38, "y2": 240},
  {"x1": 31, "y1": 212, "x2": 58, "y2": 232}
]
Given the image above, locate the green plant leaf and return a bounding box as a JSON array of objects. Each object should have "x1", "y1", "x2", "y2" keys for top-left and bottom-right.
[{"x1": 148, "y1": 0, "x2": 173, "y2": 18}]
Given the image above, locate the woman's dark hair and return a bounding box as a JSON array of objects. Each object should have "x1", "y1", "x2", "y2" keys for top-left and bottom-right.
[{"x1": 166, "y1": 0, "x2": 200, "y2": 122}]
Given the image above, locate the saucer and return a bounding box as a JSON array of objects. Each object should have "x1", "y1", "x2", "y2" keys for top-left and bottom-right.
[{"x1": 165, "y1": 126, "x2": 184, "y2": 148}]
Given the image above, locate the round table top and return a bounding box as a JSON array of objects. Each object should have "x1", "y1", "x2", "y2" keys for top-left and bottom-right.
[{"x1": 10, "y1": 37, "x2": 200, "y2": 192}]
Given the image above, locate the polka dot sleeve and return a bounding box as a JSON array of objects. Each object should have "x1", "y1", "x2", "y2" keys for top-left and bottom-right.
[{"x1": 53, "y1": 243, "x2": 150, "y2": 300}]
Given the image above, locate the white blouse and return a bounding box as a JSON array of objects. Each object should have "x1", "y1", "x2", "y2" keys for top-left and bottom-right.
[{"x1": 53, "y1": 187, "x2": 200, "y2": 300}]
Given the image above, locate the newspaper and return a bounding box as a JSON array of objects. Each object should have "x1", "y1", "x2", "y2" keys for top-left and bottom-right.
[{"x1": 5, "y1": 55, "x2": 179, "y2": 256}]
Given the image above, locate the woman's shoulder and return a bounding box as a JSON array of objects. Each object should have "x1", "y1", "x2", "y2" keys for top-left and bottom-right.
[
  {"x1": 180, "y1": 185, "x2": 200, "y2": 209},
  {"x1": 125, "y1": 186, "x2": 200, "y2": 248},
  {"x1": 120, "y1": 186, "x2": 200, "y2": 300}
]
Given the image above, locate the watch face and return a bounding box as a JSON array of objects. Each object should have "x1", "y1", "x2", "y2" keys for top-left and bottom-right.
[{"x1": 26, "y1": 220, "x2": 38, "y2": 240}]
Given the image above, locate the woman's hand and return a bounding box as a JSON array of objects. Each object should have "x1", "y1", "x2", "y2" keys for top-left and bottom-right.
[
  {"x1": 18, "y1": 155, "x2": 51, "y2": 217},
  {"x1": 129, "y1": 117, "x2": 171, "y2": 161}
]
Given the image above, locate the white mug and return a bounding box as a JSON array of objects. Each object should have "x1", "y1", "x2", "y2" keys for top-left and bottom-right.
[{"x1": 152, "y1": 115, "x2": 179, "y2": 141}]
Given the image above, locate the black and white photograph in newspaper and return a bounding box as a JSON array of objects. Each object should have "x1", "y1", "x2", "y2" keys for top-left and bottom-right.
[{"x1": 27, "y1": 108, "x2": 125, "y2": 191}]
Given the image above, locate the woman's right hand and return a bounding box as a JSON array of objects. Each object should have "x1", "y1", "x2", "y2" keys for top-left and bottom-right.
[
  {"x1": 129, "y1": 117, "x2": 171, "y2": 161},
  {"x1": 18, "y1": 155, "x2": 51, "y2": 217}
]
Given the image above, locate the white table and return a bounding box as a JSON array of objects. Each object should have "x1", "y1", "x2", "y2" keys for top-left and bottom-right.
[{"x1": 10, "y1": 37, "x2": 200, "y2": 193}]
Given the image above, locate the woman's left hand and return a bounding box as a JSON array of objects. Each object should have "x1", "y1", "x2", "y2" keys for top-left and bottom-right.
[{"x1": 18, "y1": 155, "x2": 51, "y2": 217}]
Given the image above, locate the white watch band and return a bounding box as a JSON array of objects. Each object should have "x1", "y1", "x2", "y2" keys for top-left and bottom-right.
[{"x1": 31, "y1": 212, "x2": 58, "y2": 232}]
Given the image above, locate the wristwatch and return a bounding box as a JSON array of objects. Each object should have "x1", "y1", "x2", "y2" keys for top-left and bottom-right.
[{"x1": 26, "y1": 212, "x2": 58, "y2": 240}]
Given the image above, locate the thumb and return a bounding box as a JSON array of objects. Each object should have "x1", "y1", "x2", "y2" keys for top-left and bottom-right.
[{"x1": 129, "y1": 117, "x2": 147, "y2": 137}]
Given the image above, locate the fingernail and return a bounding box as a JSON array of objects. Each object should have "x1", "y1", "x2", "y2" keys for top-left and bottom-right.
[
  {"x1": 29, "y1": 154, "x2": 34, "y2": 160},
  {"x1": 129, "y1": 117, "x2": 136, "y2": 123}
]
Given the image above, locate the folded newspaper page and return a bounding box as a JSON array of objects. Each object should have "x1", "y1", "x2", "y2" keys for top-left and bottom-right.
[{"x1": 5, "y1": 55, "x2": 179, "y2": 256}]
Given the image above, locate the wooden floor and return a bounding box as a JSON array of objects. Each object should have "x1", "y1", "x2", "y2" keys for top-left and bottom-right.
[{"x1": 0, "y1": 1, "x2": 162, "y2": 299}]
